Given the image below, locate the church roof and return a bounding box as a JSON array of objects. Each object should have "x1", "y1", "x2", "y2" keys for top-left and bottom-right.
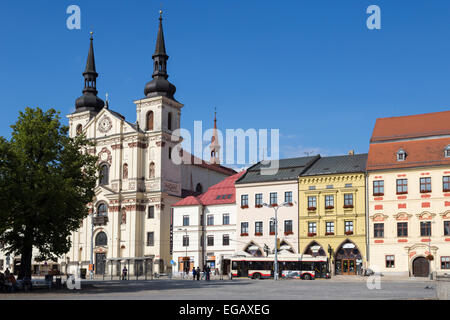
[{"x1": 182, "y1": 151, "x2": 236, "y2": 176}]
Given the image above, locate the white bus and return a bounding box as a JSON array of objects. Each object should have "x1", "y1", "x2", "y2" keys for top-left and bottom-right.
[{"x1": 230, "y1": 255, "x2": 330, "y2": 280}]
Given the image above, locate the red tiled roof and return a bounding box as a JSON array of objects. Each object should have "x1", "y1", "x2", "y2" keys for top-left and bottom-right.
[
  {"x1": 172, "y1": 196, "x2": 203, "y2": 207},
  {"x1": 172, "y1": 171, "x2": 246, "y2": 207},
  {"x1": 367, "y1": 137, "x2": 450, "y2": 171},
  {"x1": 371, "y1": 111, "x2": 450, "y2": 143}
]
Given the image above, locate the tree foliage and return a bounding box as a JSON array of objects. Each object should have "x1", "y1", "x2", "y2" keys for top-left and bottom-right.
[{"x1": 0, "y1": 107, "x2": 97, "y2": 278}]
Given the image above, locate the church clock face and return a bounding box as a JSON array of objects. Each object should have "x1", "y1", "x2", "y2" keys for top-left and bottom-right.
[{"x1": 98, "y1": 116, "x2": 112, "y2": 133}]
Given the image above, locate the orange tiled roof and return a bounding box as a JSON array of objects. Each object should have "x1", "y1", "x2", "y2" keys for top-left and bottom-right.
[
  {"x1": 371, "y1": 111, "x2": 450, "y2": 143},
  {"x1": 367, "y1": 137, "x2": 450, "y2": 171}
]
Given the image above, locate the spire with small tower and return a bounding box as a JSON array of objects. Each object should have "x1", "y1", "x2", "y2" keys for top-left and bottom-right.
[
  {"x1": 74, "y1": 32, "x2": 105, "y2": 113},
  {"x1": 144, "y1": 10, "x2": 177, "y2": 100},
  {"x1": 210, "y1": 109, "x2": 221, "y2": 165}
]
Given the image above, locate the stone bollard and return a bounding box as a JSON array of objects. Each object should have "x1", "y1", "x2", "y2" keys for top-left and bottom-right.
[{"x1": 436, "y1": 275, "x2": 450, "y2": 300}]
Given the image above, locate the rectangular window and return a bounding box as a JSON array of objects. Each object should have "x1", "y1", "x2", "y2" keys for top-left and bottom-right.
[
  {"x1": 345, "y1": 221, "x2": 354, "y2": 233},
  {"x1": 309, "y1": 186, "x2": 316, "y2": 190},
  {"x1": 373, "y1": 180, "x2": 384, "y2": 196},
  {"x1": 420, "y1": 221, "x2": 431, "y2": 237},
  {"x1": 182, "y1": 235, "x2": 189, "y2": 247},
  {"x1": 374, "y1": 223, "x2": 384, "y2": 238},
  {"x1": 308, "y1": 222, "x2": 317, "y2": 234},
  {"x1": 344, "y1": 194, "x2": 353, "y2": 207},
  {"x1": 345, "y1": 183, "x2": 353, "y2": 188},
  {"x1": 386, "y1": 255, "x2": 395, "y2": 268},
  {"x1": 270, "y1": 193, "x2": 278, "y2": 205},
  {"x1": 444, "y1": 221, "x2": 450, "y2": 236},
  {"x1": 223, "y1": 214, "x2": 230, "y2": 225},
  {"x1": 396, "y1": 179, "x2": 408, "y2": 194},
  {"x1": 241, "y1": 194, "x2": 249, "y2": 207},
  {"x1": 397, "y1": 222, "x2": 408, "y2": 237},
  {"x1": 285, "y1": 220, "x2": 293, "y2": 233},
  {"x1": 420, "y1": 177, "x2": 432, "y2": 193},
  {"x1": 146, "y1": 232, "x2": 154, "y2": 246},
  {"x1": 325, "y1": 195, "x2": 334, "y2": 209},
  {"x1": 269, "y1": 220, "x2": 275, "y2": 234},
  {"x1": 285, "y1": 191, "x2": 293, "y2": 204},
  {"x1": 241, "y1": 222, "x2": 249, "y2": 235},
  {"x1": 255, "y1": 193, "x2": 263, "y2": 206},
  {"x1": 308, "y1": 196, "x2": 317, "y2": 209},
  {"x1": 326, "y1": 222, "x2": 335, "y2": 234},
  {"x1": 148, "y1": 206, "x2": 155, "y2": 219},
  {"x1": 255, "y1": 221, "x2": 263, "y2": 234},
  {"x1": 207, "y1": 235, "x2": 214, "y2": 246},
  {"x1": 441, "y1": 257, "x2": 450, "y2": 270},
  {"x1": 207, "y1": 215, "x2": 214, "y2": 226},
  {"x1": 182, "y1": 215, "x2": 189, "y2": 227},
  {"x1": 444, "y1": 176, "x2": 450, "y2": 192},
  {"x1": 223, "y1": 234, "x2": 230, "y2": 246}
]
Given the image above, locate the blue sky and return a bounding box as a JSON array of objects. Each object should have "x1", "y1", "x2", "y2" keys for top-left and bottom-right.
[{"x1": 1, "y1": 0, "x2": 450, "y2": 165}]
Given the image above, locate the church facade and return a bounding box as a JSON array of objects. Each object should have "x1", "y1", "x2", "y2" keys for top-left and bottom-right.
[{"x1": 0, "y1": 13, "x2": 234, "y2": 277}]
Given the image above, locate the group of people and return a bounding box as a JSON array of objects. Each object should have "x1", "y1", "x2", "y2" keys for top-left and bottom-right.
[
  {"x1": 0, "y1": 268, "x2": 19, "y2": 292},
  {"x1": 191, "y1": 265, "x2": 211, "y2": 281}
]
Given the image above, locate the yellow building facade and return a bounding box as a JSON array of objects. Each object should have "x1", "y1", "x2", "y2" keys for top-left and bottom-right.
[{"x1": 298, "y1": 154, "x2": 368, "y2": 275}]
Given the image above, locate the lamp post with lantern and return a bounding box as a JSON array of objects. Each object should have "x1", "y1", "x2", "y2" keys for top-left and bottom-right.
[{"x1": 262, "y1": 202, "x2": 291, "y2": 281}]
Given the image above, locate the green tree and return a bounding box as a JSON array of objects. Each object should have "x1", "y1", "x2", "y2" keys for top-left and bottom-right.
[{"x1": 0, "y1": 107, "x2": 98, "y2": 279}]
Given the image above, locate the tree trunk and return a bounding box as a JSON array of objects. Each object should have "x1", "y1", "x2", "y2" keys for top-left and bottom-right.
[{"x1": 18, "y1": 244, "x2": 33, "y2": 280}]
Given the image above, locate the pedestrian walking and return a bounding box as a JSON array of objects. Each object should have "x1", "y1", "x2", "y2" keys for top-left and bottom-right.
[
  {"x1": 206, "y1": 265, "x2": 211, "y2": 281},
  {"x1": 122, "y1": 266, "x2": 128, "y2": 280},
  {"x1": 196, "y1": 267, "x2": 200, "y2": 281},
  {"x1": 192, "y1": 267, "x2": 197, "y2": 281}
]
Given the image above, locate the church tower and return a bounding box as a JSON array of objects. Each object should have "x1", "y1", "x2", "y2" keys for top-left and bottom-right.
[
  {"x1": 68, "y1": 32, "x2": 105, "y2": 138},
  {"x1": 210, "y1": 112, "x2": 221, "y2": 165},
  {"x1": 135, "y1": 11, "x2": 183, "y2": 196}
]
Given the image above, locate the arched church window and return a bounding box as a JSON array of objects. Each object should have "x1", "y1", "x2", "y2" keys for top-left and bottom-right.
[
  {"x1": 146, "y1": 111, "x2": 154, "y2": 131},
  {"x1": 95, "y1": 232, "x2": 107, "y2": 247},
  {"x1": 97, "y1": 203, "x2": 108, "y2": 217},
  {"x1": 196, "y1": 183, "x2": 203, "y2": 193},
  {"x1": 149, "y1": 162, "x2": 155, "y2": 179},
  {"x1": 123, "y1": 163, "x2": 128, "y2": 180},
  {"x1": 76, "y1": 124, "x2": 83, "y2": 136},
  {"x1": 168, "y1": 112, "x2": 172, "y2": 131},
  {"x1": 99, "y1": 164, "x2": 109, "y2": 185}
]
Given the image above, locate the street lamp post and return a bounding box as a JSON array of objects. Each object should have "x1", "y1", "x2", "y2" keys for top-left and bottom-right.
[
  {"x1": 428, "y1": 221, "x2": 435, "y2": 280},
  {"x1": 90, "y1": 210, "x2": 94, "y2": 280},
  {"x1": 263, "y1": 202, "x2": 291, "y2": 281}
]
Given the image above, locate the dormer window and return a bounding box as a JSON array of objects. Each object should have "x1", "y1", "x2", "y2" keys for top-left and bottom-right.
[
  {"x1": 445, "y1": 145, "x2": 450, "y2": 158},
  {"x1": 397, "y1": 149, "x2": 406, "y2": 161}
]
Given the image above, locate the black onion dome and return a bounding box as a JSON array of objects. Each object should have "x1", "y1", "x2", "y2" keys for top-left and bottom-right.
[{"x1": 144, "y1": 77, "x2": 176, "y2": 99}]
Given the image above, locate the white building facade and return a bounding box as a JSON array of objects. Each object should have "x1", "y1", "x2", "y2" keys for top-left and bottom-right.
[
  {"x1": 234, "y1": 157, "x2": 320, "y2": 257},
  {"x1": 172, "y1": 172, "x2": 244, "y2": 275}
]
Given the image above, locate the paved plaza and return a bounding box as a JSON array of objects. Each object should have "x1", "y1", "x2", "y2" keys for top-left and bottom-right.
[{"x1": 0, "y1": 277, "x2": 437, "y2": 300}]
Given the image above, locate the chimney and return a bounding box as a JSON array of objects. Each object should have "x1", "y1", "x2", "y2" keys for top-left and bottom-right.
[{"x1": 348, "y1": 150, "x2": 354, "y2": 155}]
